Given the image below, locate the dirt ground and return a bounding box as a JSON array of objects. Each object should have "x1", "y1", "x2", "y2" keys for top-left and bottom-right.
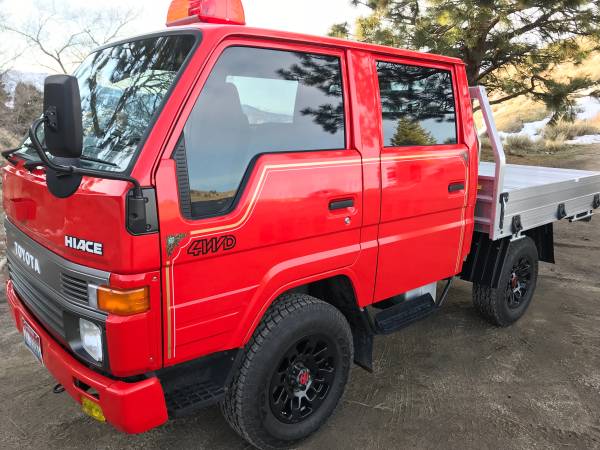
[{"x1": 0, "y1": 147, "x2": 599, "y2": 449}]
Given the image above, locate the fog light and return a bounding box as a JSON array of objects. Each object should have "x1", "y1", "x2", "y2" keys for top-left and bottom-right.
[
  {"x1": 79, "y1": 319, "x2": 103, "y2": 362},
  {"x1": 81, "y1": 396, "x2": 105, "y2": 422}
]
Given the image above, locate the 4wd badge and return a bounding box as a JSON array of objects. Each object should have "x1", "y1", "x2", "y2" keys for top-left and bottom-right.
[{"x1": 187, "y1": 235, "x2": 236, "y2": 257}]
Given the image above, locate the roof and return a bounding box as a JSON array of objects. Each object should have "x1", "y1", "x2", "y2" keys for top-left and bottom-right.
[{"x1": 110, "y1": 23, "x2": 465, "y2": 67}]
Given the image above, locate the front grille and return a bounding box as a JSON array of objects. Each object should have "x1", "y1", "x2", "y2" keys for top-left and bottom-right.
[
  {"x1": 5, "y1": 218, "x2": 111, "y2": 358},
  {"x1": 8, "y1": 257, "x2": 66, "y2": 341},
  {"x1": 60, "y1": 273, "x2": 89, "y2": 305}
]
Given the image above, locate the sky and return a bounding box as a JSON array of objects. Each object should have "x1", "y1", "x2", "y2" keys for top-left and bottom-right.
[{"x1": 3, "y1": 0, "x2": 370, "y2": 72}]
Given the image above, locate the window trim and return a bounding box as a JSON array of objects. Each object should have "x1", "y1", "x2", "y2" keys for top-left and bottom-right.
[
  {"x1": 374, "y1": 56, "x2": 461, "y2": 150},
  {"x1": 173, "y1": 39, "x2": 350, "y2": 222}
]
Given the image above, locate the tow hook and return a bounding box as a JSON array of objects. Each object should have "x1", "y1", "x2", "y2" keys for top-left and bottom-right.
[{"x1": 53, "y1": 383, "x2": 65, "y2": 394}]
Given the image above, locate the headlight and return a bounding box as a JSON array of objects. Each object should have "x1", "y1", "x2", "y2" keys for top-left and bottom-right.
[{"x1": 79, "y1": 319, "x2": 103, "y2": 362}]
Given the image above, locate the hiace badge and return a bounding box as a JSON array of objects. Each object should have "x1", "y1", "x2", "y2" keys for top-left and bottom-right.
[{"x1": 65, "y1": 236, "x2": 104, "y2": 255}]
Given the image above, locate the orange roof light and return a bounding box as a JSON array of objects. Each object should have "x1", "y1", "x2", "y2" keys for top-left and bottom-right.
[{"x1": 167, "y1": 0, "x2": 246, "y2": 27}]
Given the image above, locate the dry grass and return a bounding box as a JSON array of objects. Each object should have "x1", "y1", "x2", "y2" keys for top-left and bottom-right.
[
  {"x1": 474, "y1": 97, "x2": 548, "y2": 133},
  {"x1": 492, "y1": 98, "x2": 548, "y2": 133},
  {"x1": 503, "y1": 135, "x2": 540, "y2": 155},
  {"x1": 542, "y1": 138, "x2": 569, "y2": 153},
  {"x1": 190, "y1": 190, "x2": 236, "y2": 202},
  {"x1": 543, "y1": 120, "x2": 600, "y2": 141},
  {"x1": 550, "y1": 39, "x2": 600, "y2": 84},
  {"x1": 0, "y1": 129, "x2": 19, "y2": 150},
  {"x1": 496, "y1": 134, "x2": 571, "y2": 156},
  {"x1": 589, "y1": 113, "x2": 600, "y2": 128}
]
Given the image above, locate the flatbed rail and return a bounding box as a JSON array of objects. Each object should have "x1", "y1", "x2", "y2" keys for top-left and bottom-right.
[{"x1": 470, "y1": 86, "x2": 600, "y2": 241}]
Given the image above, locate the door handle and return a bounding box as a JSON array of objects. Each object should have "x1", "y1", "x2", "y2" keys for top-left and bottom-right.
[
  {"x1": 448, "y1": 182, "x2": 465, "y2": 193},
  {"x1": 329, "y1": 199, "x2": 354, "y2": 210}
]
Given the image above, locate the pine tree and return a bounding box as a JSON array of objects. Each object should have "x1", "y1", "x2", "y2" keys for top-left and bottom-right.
[
  {"x1": 391, "y1": 118, "x2": 436, "y2": 146},
  {"x1": 331, "y1": 1, "x2": 600, "y2": 115}
]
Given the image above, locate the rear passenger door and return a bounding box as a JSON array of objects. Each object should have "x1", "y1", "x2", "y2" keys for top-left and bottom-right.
[
  {"x1": 373, "y1": 58, "x2": 469, "y2": 301},
  {"x1": 155, "y1": 42, "x2": 363, "y2": 364}
]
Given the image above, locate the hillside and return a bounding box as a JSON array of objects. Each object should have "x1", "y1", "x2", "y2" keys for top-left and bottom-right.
[
  {"x1": 478, "y1": 45, "x2": 600, "y2": 153},
  {"x1": 1, "y1": 70, "x2": 46, "y2": 105},
  {"x1": 0, "y1": 70, "x2": 45, "y2": 149}
]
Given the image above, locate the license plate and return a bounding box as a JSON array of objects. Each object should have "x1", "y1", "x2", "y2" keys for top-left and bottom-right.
[{"x1": 22, "y1": 320, "x2": 43, "y2": 365}]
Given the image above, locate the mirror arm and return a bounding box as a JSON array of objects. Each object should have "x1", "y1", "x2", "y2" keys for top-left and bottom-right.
[{"x1": 29, "y1": 116, "x2": 144, "y2": 199}]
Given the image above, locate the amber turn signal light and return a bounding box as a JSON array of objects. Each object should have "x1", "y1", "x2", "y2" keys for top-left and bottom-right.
[{"x1": 97, "y1": 286, "x2": 150, "y2": 316}]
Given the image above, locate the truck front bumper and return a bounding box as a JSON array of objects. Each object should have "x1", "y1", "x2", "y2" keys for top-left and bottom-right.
[{"x1": 6, "y1": 280, "x2": 168, "y2": 434}]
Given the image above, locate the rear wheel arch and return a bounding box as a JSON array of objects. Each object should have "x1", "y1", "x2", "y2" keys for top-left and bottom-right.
[
  {"x1": 472, "y1": 236, "x2": 540, "y2": 327},
  {"x1": 461, "y1": 224, "x2": 553, "y2": 289}
]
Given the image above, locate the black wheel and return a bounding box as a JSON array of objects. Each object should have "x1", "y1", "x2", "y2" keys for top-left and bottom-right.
[
  {"x1": 221, "y1": 293, "x2": 353, "y2": 449},
  {"x1": 473, "y1": 237, "x2": 539, "y2": 327}
]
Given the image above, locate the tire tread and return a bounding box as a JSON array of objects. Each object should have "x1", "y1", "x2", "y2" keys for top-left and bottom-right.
[
  {"x1": 472, "y1": 237, "x2": 538, "y2": 328},
  {"x1": 221, "y1": 293, "x2": 350, "y2": 449}
]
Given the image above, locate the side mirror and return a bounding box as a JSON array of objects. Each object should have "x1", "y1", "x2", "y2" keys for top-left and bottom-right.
[{"x1": 43, "y1": 75, "x2": 83, "y2": 158}]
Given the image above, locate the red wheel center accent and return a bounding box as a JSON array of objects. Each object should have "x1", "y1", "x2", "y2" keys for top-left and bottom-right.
[
  {"x1": 297, "y1": 369, "x2": 311, "y2": 386},
  {"x1": 511, "y1": 274, "x2": 518, "y2": 289}
]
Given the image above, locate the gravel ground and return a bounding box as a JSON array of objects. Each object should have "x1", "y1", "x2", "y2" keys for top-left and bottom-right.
[{"x1": 0, "y1": 148, "x2": 598, "y2": 449}]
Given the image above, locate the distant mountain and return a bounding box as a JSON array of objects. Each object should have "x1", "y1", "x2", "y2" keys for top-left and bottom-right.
[{"x1": 242, "y1": 104, "x2": 292, "y2": 124}]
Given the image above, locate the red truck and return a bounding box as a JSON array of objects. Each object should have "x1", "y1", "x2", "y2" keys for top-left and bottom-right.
[{"x1": 3, "y1": 0, "x2": 600, "y2": 448}]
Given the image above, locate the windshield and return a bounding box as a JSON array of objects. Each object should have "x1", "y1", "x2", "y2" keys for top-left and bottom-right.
[{"x1": 18, "y1": 33, "x2": 197, "y2": 172}]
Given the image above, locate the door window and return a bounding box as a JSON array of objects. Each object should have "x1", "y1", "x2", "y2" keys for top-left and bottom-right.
[
  {"x1": 376, "y1": 61, "x2": 457, "y2": 147},
  {"x1": 178, "y1": 46, "x2": 345, "y2": 219}
]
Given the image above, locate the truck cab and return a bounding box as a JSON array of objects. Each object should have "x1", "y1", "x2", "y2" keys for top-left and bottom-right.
[{"x1": 4, "y1": 1, "x2": 599, "y2": 448}]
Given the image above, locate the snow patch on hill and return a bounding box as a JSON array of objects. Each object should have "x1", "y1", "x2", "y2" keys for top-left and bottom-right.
[
  {"x1": 498, "y1": 117, "x2": 550, "y2": 140},
  {"x1": 497, "y1": 96, "x2": 600, "y2": 145}
]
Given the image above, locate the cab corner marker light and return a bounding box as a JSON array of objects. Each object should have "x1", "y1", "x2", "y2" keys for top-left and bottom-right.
[
  {"x1": 167, "y1": 0, "x2": 246, "y2": 27},
  {"x1": 81, "y1": 397, "x2": 106, "y2": 423},
  {"x1": 97, "y1": 286, "x2": 149, "y2": 316}
]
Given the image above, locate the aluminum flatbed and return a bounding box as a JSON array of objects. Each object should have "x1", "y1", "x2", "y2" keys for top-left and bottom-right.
[{"x1": 470, "y1": 87, "x2": 600, "y2": 241}]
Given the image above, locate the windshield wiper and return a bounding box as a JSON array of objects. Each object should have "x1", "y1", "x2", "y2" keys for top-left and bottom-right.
[
  {"x1": 21, "y1": 142, "x2": 119, "y2": 169},
  {"x1": 79, "y1": 155, "x2": 119, "y2": 167},
  {"x1": 1, "y1": 147, "x2": 22, "y2": 165}
]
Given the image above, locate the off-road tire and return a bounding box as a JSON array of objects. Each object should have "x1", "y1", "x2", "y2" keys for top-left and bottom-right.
[
  {"x1": 473, "y1": 236, "x2": 539, "y2": 327},
  {"x1": 220, "y1": 293, "x2": 353, "y2": 449}
]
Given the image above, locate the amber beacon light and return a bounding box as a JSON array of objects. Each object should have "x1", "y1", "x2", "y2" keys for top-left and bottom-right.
[{"x1": 167, "y1": 0, "x2": 246, "y2": 26}]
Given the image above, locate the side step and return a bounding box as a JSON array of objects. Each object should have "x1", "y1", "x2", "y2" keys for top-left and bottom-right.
[
  {"x1": 373, "y1": 294, "x2": 436, "y2": 335},
  {"x1": 164, "y1": 380, "x2": 225, "y2": 417},
  {"x1": 159, "y1": 349, "x2": 240, "y2": 418}
]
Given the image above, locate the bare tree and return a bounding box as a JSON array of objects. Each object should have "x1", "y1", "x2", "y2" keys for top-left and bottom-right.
[
  {"x1": 0, "y1": 0, "x2": 24, "y2": 78},
  {"x1": 4, "y1": 1, "x2": 139, "y2": 74}
]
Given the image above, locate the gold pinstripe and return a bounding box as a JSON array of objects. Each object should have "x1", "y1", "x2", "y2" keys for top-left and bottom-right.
[
  {"x1": 455, "y1": 156, "x2": 470, "y2": 272},
  {"x1": 188, "y1": 151, "x2": 466, "y2": 237},
  {"x1": 165, "y1": 150, "x2": 470, "y2": 358},
  {"x1": 165, "y1": 262, "x2": 172, "y2": 359},
  {"x1": 189, "y1": 158, "x2": 363, "y2": 237}
]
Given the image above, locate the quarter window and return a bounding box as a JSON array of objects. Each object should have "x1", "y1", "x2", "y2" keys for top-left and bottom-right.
[
  {"x1": 179, "y1": 46, "x2": 345, "y2": 219},
  {"x1": 376, "y1": 61, "x2": 457, "y2": 147}
]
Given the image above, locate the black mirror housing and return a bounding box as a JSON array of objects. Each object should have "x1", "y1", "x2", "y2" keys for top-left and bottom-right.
[{"x1": 43, "y1": 75, "x2": 83, "y2": 158}]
